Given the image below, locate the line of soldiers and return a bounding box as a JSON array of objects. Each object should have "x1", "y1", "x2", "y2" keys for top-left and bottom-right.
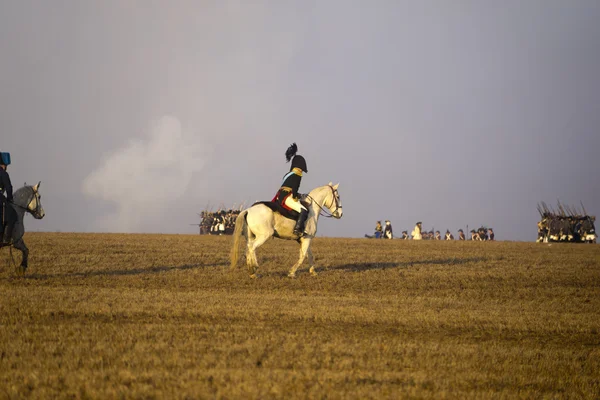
[
  {"x1": 366, "y1": 220, "x2": 495, "y2": 241},
  {"x1": 536, "y1": 202, "x2": 597, "y2": 243},
  {"x1": 537, "y1": 214, "x2": 596, "y2": 243},
  {"x1": 197, "y1": 209, "x2": 241, "y2": 235},
  {"x1": 404, "y1": 222, "x2": 494, "y2": 241}
]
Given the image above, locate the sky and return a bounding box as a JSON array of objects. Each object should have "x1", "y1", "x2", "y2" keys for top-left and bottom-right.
[{"x1": 1, "y1": 1, "x2": 599, "y2": 241}]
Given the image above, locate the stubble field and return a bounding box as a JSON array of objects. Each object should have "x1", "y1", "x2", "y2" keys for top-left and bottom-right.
[{"x1": 1, "y1": 233, "x2": 599, "y2": 399}]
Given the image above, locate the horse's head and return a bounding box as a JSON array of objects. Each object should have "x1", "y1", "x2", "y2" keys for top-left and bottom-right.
[
  {"x1": 14, "y1": 181, "x2": 45, "y2": 219},
  {"x1": 311, "y1": 182, "x2": 342, "y2": 219},
  {"x1": 328, "y1": 182, "x2": 343, "y2": 219}
]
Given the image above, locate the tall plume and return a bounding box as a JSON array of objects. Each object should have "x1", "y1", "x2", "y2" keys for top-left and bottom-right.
[{"x1": 285, "y1": 143, "x2": 298, "y2": 162}]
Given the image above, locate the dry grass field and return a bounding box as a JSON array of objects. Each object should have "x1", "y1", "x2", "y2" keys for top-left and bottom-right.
[{"x1": 1, "y1": 233, "x2": 599, "y2": 399}]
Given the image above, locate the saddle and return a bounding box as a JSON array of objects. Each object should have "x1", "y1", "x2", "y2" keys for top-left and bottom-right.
[{"x1": 253, "y1": 200, "x2": 310, "y2": 221}]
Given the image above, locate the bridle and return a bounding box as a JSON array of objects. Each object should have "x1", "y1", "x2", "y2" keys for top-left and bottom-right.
[
  {"x1": 14, "y1": 187, "x2": 43, "y2": 218},
  {"x1": 306, "y1": 185, "x2": 342, "y2": 219}
]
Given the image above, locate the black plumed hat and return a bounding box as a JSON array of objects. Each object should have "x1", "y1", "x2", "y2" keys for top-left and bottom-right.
[{"x1": 285, "y1": 143, "x2": 298, "y2": 162}]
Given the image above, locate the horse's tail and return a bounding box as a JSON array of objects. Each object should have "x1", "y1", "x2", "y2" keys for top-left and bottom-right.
[{"x1": 230, "y1": 209, "x2": 248, "y2": 268}]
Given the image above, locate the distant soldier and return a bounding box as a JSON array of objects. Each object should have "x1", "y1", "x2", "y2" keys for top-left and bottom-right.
[
  {"x1": 384, "y1": 220, "x2": 393, "y2": 239},
  {"x1": 211, "y1": 214, "x2": 220, "y2": 234},
  {"x1": 434, "y1": 231, "x2": 441, "y2": 240},
  {"x1": 470, "y1": 230, "x2": 479, "y2": 240},
  {"x1": 458, "y1": 229, "x2": 465, "y2": 241},
  {"x1": 488, "y1": 228, "x2": 495, "y2": 241},
  {"x1": 374, "y1": 221, "x2": 383, "y2": 239},
  {"x1": 218, "y1": 213, "x2": 226, "y2": 235},
  {"x1": 445, "y1": 230, "x2": 454, "y2": 240},
  {"x1": 478, "y1": 227, "x2": 488, "y2": 241},
  {"x1": 428, "y1": 230, "x2": 434, "y2": 240},
  {"x1": 536, "y1": 220, "x2": 547, "y2": 243},
  {"x1": 401, "y1": 230, "x2": 410, "y2": 240},
  {"x1": 411, "y1": 222, "x2": 422, "y2": 240}
]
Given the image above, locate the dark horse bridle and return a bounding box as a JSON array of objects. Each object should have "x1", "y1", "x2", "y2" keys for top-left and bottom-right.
[
  {"x1": 306, "y1": 185, "x2": 342, "y2": 219},
  {"x1": 14, "y1": 187, "x2": 43, "y2": 219}
]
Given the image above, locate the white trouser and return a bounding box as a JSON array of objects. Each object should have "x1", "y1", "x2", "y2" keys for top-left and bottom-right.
[{"x1": 284, "y1": 195, "x2": 307, "y2": 213}]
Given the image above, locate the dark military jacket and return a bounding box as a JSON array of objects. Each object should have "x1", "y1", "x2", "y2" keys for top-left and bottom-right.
[
  {"x1": 273, "y1": 170, "x2": 302, "y2": 206},
  {"x1": 0, "y1": 168, "x2": 12, "y2": 202}
]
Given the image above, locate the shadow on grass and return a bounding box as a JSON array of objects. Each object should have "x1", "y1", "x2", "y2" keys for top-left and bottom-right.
[
  {"x1": 235, "y1": 256, "x2": 491, "y2": 278},
  {"x1": 15, "y1": 263, "x2": 224, "y2": 280},
  {"x1": 332, "y1": 257, "x2": 488, "y2": 272},
  {"x1": 8, "y1": 257, "x2": 489, "y2": 280}
]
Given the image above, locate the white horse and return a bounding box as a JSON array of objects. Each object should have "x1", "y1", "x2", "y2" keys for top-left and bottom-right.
[{"x1": 230, "y1": 183, "x2": 343, "y2": 278}]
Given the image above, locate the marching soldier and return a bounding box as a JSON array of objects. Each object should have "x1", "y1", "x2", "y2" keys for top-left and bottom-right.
[
  {"x1": 478, "y1": 227, "x2": 488, "y2": 241},
  {"x1": 445, "y1": 230, "x2": 454, "y2": 240},
  {"x1": 401, "y1": 231, "x2": 410, "y2": 240},
  {"x1": 458, "y1": 229, "x2": 465, "y2": 241},
  {"x1": 434, "y1": 231, "x2": 441, "y2": 240},
  {"x1": 488, "y1": 228, "x2": 495, "y2": 241},
  {"x1": 536, "y1": 220, "x2": 547, "y2": 243},
  {"x1": 272, "y1": 143, "x2": 309, "y2": 236}
]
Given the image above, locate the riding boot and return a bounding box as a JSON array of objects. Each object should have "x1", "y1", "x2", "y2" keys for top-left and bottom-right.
[
  {"x1": 293, "y1": 209, "x2": 308, "y2": 236},
  {"x1": 1, "y1": 223, "x2": 13, "y2": 246}
]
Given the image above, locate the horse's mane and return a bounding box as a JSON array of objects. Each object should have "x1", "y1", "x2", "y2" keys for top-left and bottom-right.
[
  {"x1": 308, "y1": 184, "x2": 335, "y2": 196},
  {"x1": 307, "y1": 184, "x2": 335, "y2": 205}
]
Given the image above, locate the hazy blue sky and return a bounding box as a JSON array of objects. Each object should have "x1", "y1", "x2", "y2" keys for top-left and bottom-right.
[{"x1": 1, "y1": 1, "x2": 599, "y2": 240}]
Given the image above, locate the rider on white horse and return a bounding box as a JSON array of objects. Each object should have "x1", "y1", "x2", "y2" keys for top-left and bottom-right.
[{"x1": 272, "y1": 143, "x2": 309, "y2": 236}]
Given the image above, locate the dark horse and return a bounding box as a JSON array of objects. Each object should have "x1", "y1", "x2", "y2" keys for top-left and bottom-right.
[{"x1": 1, "y1": 182, "x2": 45, "y2": 273}]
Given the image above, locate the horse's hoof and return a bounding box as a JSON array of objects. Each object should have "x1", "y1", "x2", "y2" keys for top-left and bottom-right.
[
  {"x1": 310, "y1": 270, "x2": 318, "y2": 277},
  {"x1": 287, "y1": 273, "x2": 296, "y2": 279},
  {"x1": 249, "y1": 273, "x2": 259, "y2": 279},
  {"x1": 16, "y1": 266, "x2": 26, "y2": 276}
]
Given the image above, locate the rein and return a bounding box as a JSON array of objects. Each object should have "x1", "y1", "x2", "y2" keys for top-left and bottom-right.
[
  {"x1": 13, "y1": 188, "x2": 41, "y2": 217},
  {"x1": 306, "y1": 186, "x2": 341, "y2": 218}
]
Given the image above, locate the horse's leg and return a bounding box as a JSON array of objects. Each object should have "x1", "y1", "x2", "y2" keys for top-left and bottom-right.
[
  {"x1": 307, "y1": 246, "x2": 318, "y2": 276},
  {"x1": 247, "y1": 234, "x2": 271, "y2": 278},
  {"x1": 246, "y1": 236, "x2": 257, "y2": 275},
  {"x1": 12, "y1": 239, "x2": 28, "y2": 275},
  {"x1": 288, "y1": 238, "x2": 311, "y2": 278}
]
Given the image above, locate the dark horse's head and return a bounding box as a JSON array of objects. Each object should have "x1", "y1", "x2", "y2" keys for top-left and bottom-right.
[{"x1": 14, "y1": 181, "x2": 45, "y2": 220}]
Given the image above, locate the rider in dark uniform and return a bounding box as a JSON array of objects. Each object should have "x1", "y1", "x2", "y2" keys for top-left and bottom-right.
[
  {"x1": 0, "y1": 152, "x2": 14, "y2": 246},
  {"x1": 273, "y1": 143, "x2": 309, "y2": 236}
]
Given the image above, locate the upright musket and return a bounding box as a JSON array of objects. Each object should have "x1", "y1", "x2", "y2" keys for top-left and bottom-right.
[{"x1": 581, "y1": 201, "x2": 588, "y2": 217}]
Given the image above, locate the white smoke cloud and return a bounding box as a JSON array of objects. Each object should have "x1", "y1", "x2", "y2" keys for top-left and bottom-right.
[{"x1": 82, "y1": 116, "x2": 209, "y2": 232}]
